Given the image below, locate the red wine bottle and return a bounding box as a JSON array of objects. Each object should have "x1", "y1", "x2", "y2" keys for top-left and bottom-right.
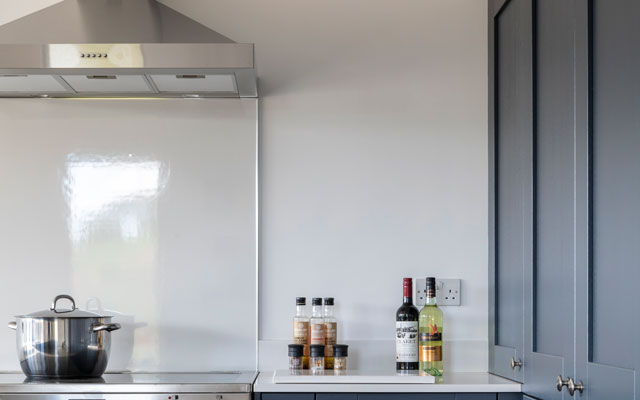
[{"x1": 396, "y1": 278, "x2": 419, "y2": 370}]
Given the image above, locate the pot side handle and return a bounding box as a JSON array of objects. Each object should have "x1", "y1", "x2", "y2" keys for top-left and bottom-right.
[
  {"x1": 7, "y1": 321, "x2": 16, "y2": 330},
  {"x1": 92, "y1": 323, "x2": 121, "y2": 332}
]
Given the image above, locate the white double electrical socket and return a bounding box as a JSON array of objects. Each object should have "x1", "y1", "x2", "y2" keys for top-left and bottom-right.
[
  {"x1": 436, "y1": 279, "x2": 461, "y2": 306},
  {"x1": 415, "y1": 278, "x2": 461, "y2": 306}
]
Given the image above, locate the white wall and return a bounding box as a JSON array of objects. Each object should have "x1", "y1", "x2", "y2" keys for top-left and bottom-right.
[
  {"x1": 156, "y1": 0, "x2": 488, "y2": 371},
  {"x1": 1, "y1": 0, "x2": 488, "y2": 371}
]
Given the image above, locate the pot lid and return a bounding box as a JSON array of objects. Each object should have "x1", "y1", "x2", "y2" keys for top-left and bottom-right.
[{"x1": 17, "y1": 295, "x2": 112, "y2": 318}]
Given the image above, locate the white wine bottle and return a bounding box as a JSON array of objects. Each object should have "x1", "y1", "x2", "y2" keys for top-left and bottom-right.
[{"x1": 419, "y1": 277, "x2": 443, "y2": 376}]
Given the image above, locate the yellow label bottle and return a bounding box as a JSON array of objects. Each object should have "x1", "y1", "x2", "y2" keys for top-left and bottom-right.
[{"x1": 419, "y1": 277, "x2": 443, "y2": 376}]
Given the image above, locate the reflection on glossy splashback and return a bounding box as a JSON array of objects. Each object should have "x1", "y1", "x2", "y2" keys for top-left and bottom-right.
[
  {"x1": 0, "y1": 99, "x2": 257, "y2": 372},
  {"x1": 64, "y1": 154, "x2": 170, "y2": 370},
  {"x1": 63, "y1": 154, "x2": 168, "y2": 242}
]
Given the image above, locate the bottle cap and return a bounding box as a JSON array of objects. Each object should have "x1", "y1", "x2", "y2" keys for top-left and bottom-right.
[
  {"x1": 324, "y1": 297, "x2": 334, "y2": 306},
  {"x1": 312, "y1": 297, "x2": 322, "y2": 306},
  {"x1": 310, "y1": 344, "x2": 325, "y2": 357},
  {"x1": 288, "y1": 344, "x2": 304, "y2": 357},
  {"x1": 296, "y1": 297, "x2": 306, "y2": 306},
  {"x1": 333, "y1": 344, "x2": 348, "y2": 357},
  {"x1": 403, "y1": 278, "x2": 413, "y2": 297},
  {"x1": 426, "y1": 277, "x2": 436, "y2": 298}
]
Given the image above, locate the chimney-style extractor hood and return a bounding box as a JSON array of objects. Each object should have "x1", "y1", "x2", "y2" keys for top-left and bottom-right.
[{"x1": 0, "y1": 0, "x2": 257, "y2": 98}]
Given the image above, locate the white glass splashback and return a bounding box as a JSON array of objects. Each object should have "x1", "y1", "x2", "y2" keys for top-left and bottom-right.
[{"x1": 0, "y1": 98, "x2": 257, "y2": 372}]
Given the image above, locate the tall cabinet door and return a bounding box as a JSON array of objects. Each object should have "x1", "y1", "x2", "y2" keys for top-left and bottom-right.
[
  {"x1": 574, "y1": 0, "x2": 640, "y2": 398},
  {"x1": 488, "y1": 0, "x2": 532, "y2": 382},
  {"x1": 523, "y1": 1, "x2": 576, "y2": 399}
]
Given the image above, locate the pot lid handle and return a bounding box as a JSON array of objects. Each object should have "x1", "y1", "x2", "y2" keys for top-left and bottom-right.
[{"x1": 50, "y1": 295, "x2": 76, "y2": 313}]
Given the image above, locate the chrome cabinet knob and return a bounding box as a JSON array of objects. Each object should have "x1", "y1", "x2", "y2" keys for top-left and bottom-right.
[
  {"x1": 568, "y1": 377, "x2": 584, "y2": 396},
  {"x1": 510, "y1": 357, "x2": 522, "y2": 370},
  {"x1": 557, "y1": 375, "x2": 570, "y2": 392}
]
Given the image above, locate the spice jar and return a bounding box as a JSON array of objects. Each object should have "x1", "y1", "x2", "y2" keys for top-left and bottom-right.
[
  {"x1": 333, "y1": 344, "x2": 348, "y2": 372},
  {"x1": 288, "y1": 344, "x2": 304, "y2": 371},
  {"x1": 310, "y1": 344, "x2": 325, "y2": 374}
]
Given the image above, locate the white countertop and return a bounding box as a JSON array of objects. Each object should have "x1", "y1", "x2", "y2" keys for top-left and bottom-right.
[{"x1": 254, "y1": 371, "x2": 521, "y2": 393}]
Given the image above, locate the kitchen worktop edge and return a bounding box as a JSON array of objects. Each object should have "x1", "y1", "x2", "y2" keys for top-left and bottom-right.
[{"x1": 253, "y1": 371, "x2": 521, "y2": 393}]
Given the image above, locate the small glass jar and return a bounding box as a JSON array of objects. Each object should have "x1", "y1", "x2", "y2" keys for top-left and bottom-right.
[
  {"x1": 288, "y1": 344, "x2": 304, "y2": 371},
  {"x1": 333, "y1": 344, "x2": 348, "y2": 372},
  {"x1": 303, "y1": 346, "x2": 310, "y2": 370},
  {"x1": 310, "y1": 344, "x2": 325, "y2": 374}
]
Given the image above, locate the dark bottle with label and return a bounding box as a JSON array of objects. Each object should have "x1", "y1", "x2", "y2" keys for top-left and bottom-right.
[{"x1": 396, "y1": 277, "x2": 419, "y2": 370}]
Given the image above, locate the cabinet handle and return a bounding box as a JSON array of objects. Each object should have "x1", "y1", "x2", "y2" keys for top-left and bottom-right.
[
  {"x1": 568, "y1": 377, "x2": 584, "y2": 396},
  {"x1": 510, "y1": 357, "x2": 522, "y2": 370},
  {"x1": 557, "y1": 375, "x2": 570, "y2": 392}
]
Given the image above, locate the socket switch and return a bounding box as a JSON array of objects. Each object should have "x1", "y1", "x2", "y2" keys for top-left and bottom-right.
[
  {"x1": 414, "y1": 278, "x2": 461, "y2": 306},
  {"x1": 436, "y1": 278, "x2": 461, "y2": 306}
]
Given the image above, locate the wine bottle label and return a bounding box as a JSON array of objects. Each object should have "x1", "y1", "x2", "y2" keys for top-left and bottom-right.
[
  {"x1": 325, "y1": 322, "x2": 337, "y2": 344},
  {"x1": 420, "y1": 327, "x2": 442, "y2": 342},
  {"x1": 395, "y1": 321, "x2": 419, "y2": 362},
  {"x1": 310, "y1": 322, "x2": 326, "y2": 345},
  {"x1": 293, "y1": 321, "x2": 309, "y2": 345},
  {"x1": 419, "y1": 326, "x2": 442, "y2": 362},
  {"x1": 420, "y1": 344, "x2": 442, "y2": 362}
]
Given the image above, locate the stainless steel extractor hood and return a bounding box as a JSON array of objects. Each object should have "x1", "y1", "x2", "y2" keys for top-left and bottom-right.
[{"x1": 0, "y1": 0, "x2": 257, "y2": 98}]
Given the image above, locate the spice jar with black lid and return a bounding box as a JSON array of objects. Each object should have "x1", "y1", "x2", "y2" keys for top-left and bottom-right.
[
  {"x1": 333, "y1": 344, "x2": 349, "y2": 372},
  {"x1": 309, "y1": 344, "x2": 325, "y2": 374},
  {"x1": 292, "y1": 297, "x2": 310, "y2": 369},
  {"x1": 288, "y1": 344, "x2": 304, "y2": 371}
]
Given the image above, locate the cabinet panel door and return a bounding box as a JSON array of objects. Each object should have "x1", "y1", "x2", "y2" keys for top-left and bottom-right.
[
  {"x1": 261, "y1": 395, "x2": 315, "y2": 400},
  {"x1": 358, "y1": 394, "x2": 454, "y2": 400},
  {"x1": 523, "y1": 1, "x2": 575, "y2": 399},
  {"x1": 574, "y1": 0, "x2": 640, "y2": 399},
  {"x1": 454, "y1": 395, "x2": 497, "y2": 400},
  {"x1": 488, "y1": 0, "x2": 533, "y2": 383}
]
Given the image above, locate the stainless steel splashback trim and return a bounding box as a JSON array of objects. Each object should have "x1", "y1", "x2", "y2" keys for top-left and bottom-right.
[
  {"x1": 0, "y1": 394, "x2": 251, "y2": 399},
  {"x1": 0, "y1": 373, "x2": 257, "y2": 394},
  {"x1": 0, "y1": 387, "x2": 252, "y2": 394}
]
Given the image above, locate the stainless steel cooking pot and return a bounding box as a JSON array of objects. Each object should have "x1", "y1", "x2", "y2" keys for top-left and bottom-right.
[{"x1": 7, "y1": 294, "x2": 121, "y2": 379}]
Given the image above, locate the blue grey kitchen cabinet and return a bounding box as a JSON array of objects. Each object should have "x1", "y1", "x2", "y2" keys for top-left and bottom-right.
[
  {"x1": 524, "y1": 1, "x2": 577, "y2": 399},
  {"x1": 358, "y1": 394, "x2": 496, "y2": 400},
  {"x1": 258, "y1": 394, "x2": 504, "y2": 400},
  {"x1": 489, "y1": 0, "x2": 640, "y2": 399},
  {"x1": 576, "y1": 0, "x2": 640, "y2": 399},
  {"x1": 488, "y1": 0, "x2": 531, "y2": 384}
]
